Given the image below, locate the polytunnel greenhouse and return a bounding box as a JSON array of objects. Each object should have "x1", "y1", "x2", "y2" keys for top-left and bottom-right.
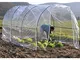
[{"x1": 2, "y1": 4, "x2": 80, "y2": 50}]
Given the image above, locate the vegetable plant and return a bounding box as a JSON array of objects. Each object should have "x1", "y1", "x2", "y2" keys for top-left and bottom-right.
[
  {"x1": 15, "y1": 37, "x2": 25, "y2": 43},
  {"x1": 14, "y1": 33, "x2": 64, "y2": 50},
  {"x1": 38, "y1": 41, "x2": 45, "y2": 49},
  {"x1": 48, "y1": 41, "x2": 55, "y2": 48},
  {"x1": 22, "y1": 38, "x2": 33, "y2": 43},
  {"x1": 31, "y1": 42, "x2": 37, "y2": 47},
  {"x1": 43, "y1": 40, "x2": 48, "y2": 46},
  {"x1": 17, "y1": 37, "x2": 22, "y2": 42},
  {"x1": 55, "y1": 41, "x2": 64, "y2": 47}
]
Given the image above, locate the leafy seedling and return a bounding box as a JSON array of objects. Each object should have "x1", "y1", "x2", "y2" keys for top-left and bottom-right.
[
  {"x1": 38, "y1": 41, "x2": 45, "y2": 49},
  {"x1": 16, "y1": 38, "x2": 25, "y2": 43},
  {"x1": 17, "y1": 38, "x2": 22, "y2": 42},
  {"x1": 23, "y1": 38, "x2": 33, "y2": 43},
  {"x1": 43, "y1": 40, "x2": 48, "y2": 47},
  {"x1": 49, "y1": 34, "x2": 54, "y2": 38},
  {"x1": 31, "y1": 42, "x2": 37, "y2": 47},
  {"x1": 55, "y1": 42, "x2": 64, "y2": 47},
  {"x1": 48, "y1": 42, "x2": 55, "y2": 48},
  {"x1": 21, "y1": 40, "x2": 25, "y2": 43}
]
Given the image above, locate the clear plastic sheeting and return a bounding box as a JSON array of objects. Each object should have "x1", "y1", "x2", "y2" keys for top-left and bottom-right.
[{"x1": 2, "y1": 4, "x2": 79, "y2": 50}]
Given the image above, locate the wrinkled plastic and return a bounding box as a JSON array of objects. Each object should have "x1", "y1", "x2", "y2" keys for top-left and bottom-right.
[{"x1": 2, "y1": 4, "x2": 79, "y2": 50}]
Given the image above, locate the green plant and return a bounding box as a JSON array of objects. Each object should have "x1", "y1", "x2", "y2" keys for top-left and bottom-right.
[
  {"x1": 25, "y1": 38, "x2": 33, "y2": 43},
  {"x1": 21, "y1": 40, "x2": 25, "y2": 43},
  {"x1": 55, "y1": 41, "x2": 64, "y2": 47},
  {"x1": 48, "y1": 42, "x2": 55, "y2": 48},
  {"x1": 17, "y1": 37, "x2": 22, "y2": 42},
  {"x1": 37, "y1": 40, "x2": 64, "y2": 49},
  {"x1": 16, "y1": 37, "x2": 25, "y2": 43},
  {"x1": 38, "y1": 41, "x2": 45, "y2": 49},
  {"x1": 49, "y1": 34, "x2": 55, "y2": 38},
  {"x1": 15, "y1": 37, "x2": 33, "y2": 43},
  {"x1": 31, "y1": 42, "x2": 37, "y2": 47},
  {"x1": 15, "y1": 35, "x2": 64, "y2": 49},
  {"x1": 43, "y1": 40, "x2": 48, "y2": 47}
]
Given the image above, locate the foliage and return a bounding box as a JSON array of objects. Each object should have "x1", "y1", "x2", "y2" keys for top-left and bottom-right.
[
  {"x1": 17, "y1": 37, "x2": 23, "y2": 43},
  {"x1": 14, "y1": 35, "x2": 64, "y2": 50},
  {"x1": 48, "y1": 41, "x2": 55, "y2": 48},
  {"x1": 22, "y1": 38, "x2": 33, "y2": 43},
  {"x1": 55, "y1": 41, "x2": 64, "y2": 47},
  {"x1": 49, "y1": 32, "x2": 73, "y2": 41},
  {"x1": 38, "y1": 41, "x2": 45, "y2": 49},
  {"x1": 31, "y1": 42, "x2": 37, "y2": 47}
]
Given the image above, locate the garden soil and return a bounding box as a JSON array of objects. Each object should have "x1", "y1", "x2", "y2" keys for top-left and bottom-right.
[{"x1": 0, "y1": 34, "x2": 80, "y2": 58}]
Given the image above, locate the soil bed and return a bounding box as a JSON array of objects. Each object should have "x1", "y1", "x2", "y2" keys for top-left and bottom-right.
[{"x1": 0, "y1": 34, "x2": 80, "y2": 58}]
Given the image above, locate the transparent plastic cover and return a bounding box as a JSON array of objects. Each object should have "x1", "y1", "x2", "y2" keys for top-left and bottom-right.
[{"x1": 2, "y1": 4, "x2": 79, "y2": 50}]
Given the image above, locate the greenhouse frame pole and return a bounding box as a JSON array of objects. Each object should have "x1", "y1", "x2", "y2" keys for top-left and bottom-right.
[
  {"x1": 15, "y1": 6, "x2": 28, "y2": 39},
  {"x1": 10, "y1": 6, "x2": 20, "y2": 42},
  {"x1": 20, "y1": 6, "x2": 37, "y2": 38},
  {"x1": 36, "y1": 5, "x2": 50, "y2": 50}
]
